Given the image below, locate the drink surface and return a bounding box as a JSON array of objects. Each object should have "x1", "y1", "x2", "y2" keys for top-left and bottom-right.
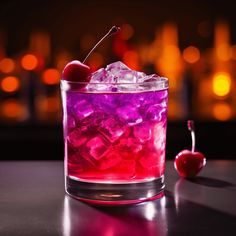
[{"x1": 64, "y1": 88, "x2": 168, "y2": 183}]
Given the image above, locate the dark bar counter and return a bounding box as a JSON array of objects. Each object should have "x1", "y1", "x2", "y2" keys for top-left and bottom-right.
[{"x1": 0, "y1": 160, "x2": 236, "y2": 235}]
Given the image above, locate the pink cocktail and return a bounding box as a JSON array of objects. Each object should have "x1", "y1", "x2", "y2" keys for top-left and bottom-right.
[{"x1": 61, "y1": 62, "x2": 168, "y2": 204}]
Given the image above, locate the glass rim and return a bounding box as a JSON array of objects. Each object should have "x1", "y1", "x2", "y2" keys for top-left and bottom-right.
[{"x1": 60, "y1": 77, "x2": 169, "y2": 92}]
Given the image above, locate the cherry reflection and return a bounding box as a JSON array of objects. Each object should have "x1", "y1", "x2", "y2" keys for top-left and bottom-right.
[
  {"x1": 62, "y1": 196, "x2": 168, "y2": 236},
  {"x1": 173, "y1": 178, "x2": 197, "y2": 214},
  {"x1": 174, "y1": 177, "x2": 206, "y2": 211},
  {"x1": 174, "y1": 178, "x2": 184, "y2": 214}
]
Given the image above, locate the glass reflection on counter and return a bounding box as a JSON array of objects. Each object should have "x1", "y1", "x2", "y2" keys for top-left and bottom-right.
[{"x1": 62, "y1": 196, "x2": 168, "y2": 236}]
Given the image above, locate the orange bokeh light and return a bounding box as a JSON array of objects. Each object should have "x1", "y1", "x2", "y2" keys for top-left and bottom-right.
[
  {"x1": 1, "y1": 76, "x2": 20, "y2": 93},
  {"x1": 113, "y1": 38, "x2": 129, "y2": 58},
  {"x1": 42, "y1": 68, "x2": 60, "y2": 85},
  {"x1": 183, "y1": 46, "x2": 200, "y2": 63},
  {"x1": 38, "y1": 96, "x2": 60, "y2": 113},
  {"x1": 0, "y1": 58, "x2": 15, "y2": 73},
  {"x1": 1, "y1": 99, "x2": 23, "y2": 118},
  {"x1": 212, "y1": 72, "x2": 231, "y2": 97},
  {"x1": 213, "y1": 102, "x2": 232, "y2": 121},
  {"x1": 21, "y1": 54, "x2": 38, "y2": 70},
  {"x1": 123, "y1": 50, "x2": 139, "y2": 70},
  {"x1": 216, "y1": 43, "x2": 231, "y2": 61}
]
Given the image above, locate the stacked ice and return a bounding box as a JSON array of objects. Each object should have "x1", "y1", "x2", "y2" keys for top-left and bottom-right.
[{"x1": 87, "y1": 61, "x2": 164, "y2": 92}]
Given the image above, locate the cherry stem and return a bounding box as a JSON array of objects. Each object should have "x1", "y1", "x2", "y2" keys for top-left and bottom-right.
[
  {"x1": 83, "y1": 26, "x2": 121, "y2": 64},
  {"x1": 187, "y1": 120, "x2": 195, "y2": 153}
]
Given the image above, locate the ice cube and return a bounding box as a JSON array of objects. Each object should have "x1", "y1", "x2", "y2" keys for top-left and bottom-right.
[
  {"x1": 78, "y1": 110, "x2": 105, "y2": 128},
  {"x1": 67, "y1": 143, "x2": 78, "y2": 159},
  {"x1": 66, "y1": 133, "x2": 99, "y2": 167},
  {"x1": 86, "y1": 83, "x2": 112, "y2": 92},
  {"x1": 67, "y1": 129, "x2": 87, "y2": 148},
  {"x1": 137, "y1": 149, "x2": 165, "y2": 177},
  {"x1": 116, "y1": 71, "x2": 137, "y2": 83},
  {"x1": 68, "y1": 152, "x2": 96, "y2": 172},
  {"x1": 90, "y1": 68, "x2": 108, "y2": 83},
  {"x1": 133, "y1": 123, "x2": 152, "y2": 143},
  {"x1": 117, "y1": 105, "x2": 143, "y2": 125},
  {"x1": 87, "y1": 68, "x2": 114, "y2": 91},
  {"x1": 73, "y1": 100, "x2": 94, "y2": 121},
  {"x1": 137, "y1": 74, "x2": 166, "y2": 91},
  {"x1": 145, "y1": 104, "x2": 167, "y2": 122},
  {"x1": 98, "y1": 117, "x2": 126, "y2": 143},
  {"x1": 91, "y1": 94, "x2": 117, "y2": 114},
  {"x1": 135, "y1": 71, "x2": 147, "y2": 81},
  {"x1": 118, "y1": 137, "x2": 143, "y2": 156},
  {"x1": 103, "y1": 159, "x2": 136, "y2": 180},
  {"x1": 133, "y1": 94, "x2": 152, "y2": 109},
  {"x1": 67, "y1": 161, "x2": 84, "y2": 176},
  {"x1": 86, "y1": 135, "x2": 111, "y2": 160},
  {"x1": 65, "y1": 92, "x2": 80, "y2": 110},
  {"x1": 106, "y1": 61, "x2": 131, "y2": 73},
  {"x1": 66, "y1": 116, "x2": 76, "y2": 131},
  {"x1": 138, "y1": 74, "x2": 158, "y2": 83},
  {"x1": 138, "y1": 151, "x2": 159, "y2": 169},
  {"x1": 98, "y1": 150, "x2": 121, "y2": 170},
  {"x1": 107, "y1": 61, "x2": 144, "y2": 84},
  {"x1": 154, "y1": 122, "x2": 166, "y2": 151},
  {"x1": 89, "y1": 67, "x2": 116, "y2": 85}
]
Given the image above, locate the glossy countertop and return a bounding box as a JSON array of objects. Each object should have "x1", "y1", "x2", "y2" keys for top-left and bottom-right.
[{"x1": 0, "y1": 160, "x2": 236, "y2": 236}]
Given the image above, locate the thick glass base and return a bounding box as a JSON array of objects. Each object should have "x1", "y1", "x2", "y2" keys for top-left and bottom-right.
[{"x1": 66, "y1": 175, "x2": 165, "y2": 205}]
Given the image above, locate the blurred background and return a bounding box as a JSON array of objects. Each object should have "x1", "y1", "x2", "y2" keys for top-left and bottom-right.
[{"x1": 0, "y1": 0, "x2": 236, "y2": 160}]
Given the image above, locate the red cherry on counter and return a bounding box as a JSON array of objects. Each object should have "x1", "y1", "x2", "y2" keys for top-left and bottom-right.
[
  {"x1": 174, "y1": 150, "x2": 206, "y2": 178},
  {"x1": 174, "y1": 120, "x2": 206, "y2": 178}
]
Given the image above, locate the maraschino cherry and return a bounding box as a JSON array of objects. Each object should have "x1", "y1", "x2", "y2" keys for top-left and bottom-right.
[
  {"x1": 174, "y1": 120, "x2": 206, "y2": 178},
  {"x1": 62, "y1": 26, "x2": 120, "y2": 82},
  {"x1": 62, "y1": 60, "x2": 91, "y2": 82}
]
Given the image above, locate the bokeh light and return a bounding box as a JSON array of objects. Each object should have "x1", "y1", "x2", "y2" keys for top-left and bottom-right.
[
  {"x1": 216, "y1": 43, "x2": 231, "y2": 61},
  {"x1": 1, "y1": 99, "x2": 24, "y2": 119},
  {"x1": 42, "y1": 68, "x2": 60, "y2": 85},
  {"x1": 0, "y1": 58, "x2": 15, "y2": 73},
  {"x1": 212, "y1": 72, "x2": 231, "y2": 97},
  {"x1": 123, "y1": 50, "x2": 139, "y2": 70},
  {"x1": 112, "y1": 37, "x2": 128, "y2": 58},
  {"x1": 38, "y1": 96, "x2": 60, "y2": 113},
  {"x1": 183, "y1": 46, "x2": 200, "y2": 63},
  {"x1": 1, "y1": 76, "x2": 20, "y2": 93},
  {"x1": 21, "y1": 54, "x2": 38, "y2": 71},
  {"x1": 213, "y1": 102, "x2": 232, "y2": 121},
  {"x1": 163, "y1": 45, "x2": 180, "y2": 58}
]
